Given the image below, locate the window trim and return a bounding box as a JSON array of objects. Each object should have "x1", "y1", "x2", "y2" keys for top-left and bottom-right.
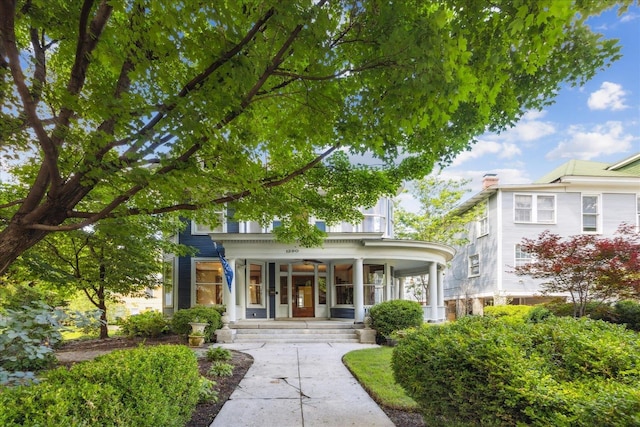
[
  {"x1": 513, "y1": 193, "x2": 556, "y2": 224},
  {"x1": 477, "y1": 200, "x2": 489, "y2": 237},
  {"x1": 581, "y1": 193, "x2": 601, "y2": 234},
  {"x1": 333, "y1": 263, "x2": 354, "y2": 306},
  {"x1": 514, "y1": 244, "x2": 532, "y2": 267},
  {"x1": 192, "y1": 209, "x2": 226, "y2": 235},
  {"x1": 191, "y1": 258, "x2": 224, "y2": 307},
  {"x1": 468, "y1": 254, "x2": 480, "y2": 277},
  {"x1": 246, "y1": 261, "x2": 266, "y2": 308},
  {"x1": 162, "y1": 258, "x2": 175, "y2": 308}
]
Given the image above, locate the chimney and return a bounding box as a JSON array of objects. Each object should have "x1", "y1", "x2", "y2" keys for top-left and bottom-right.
[{"x1": 482, "y1": 173, "x2": 499, "y2": 190}]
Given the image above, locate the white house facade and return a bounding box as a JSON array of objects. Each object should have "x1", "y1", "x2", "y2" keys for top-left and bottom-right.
[
  {"x1": 163, "y1": 198, "x2": 455, "y2": 323},
  {"x1": 443, "y1": 152, "x2": 640, "y2": 318}
]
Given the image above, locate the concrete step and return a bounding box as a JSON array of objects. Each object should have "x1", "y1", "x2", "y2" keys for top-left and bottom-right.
[{"x1": 231, "y1": 326, "x2": 360, "y2": 343}]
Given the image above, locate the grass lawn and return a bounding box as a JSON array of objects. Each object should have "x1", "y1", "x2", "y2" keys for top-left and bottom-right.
[{"x1": 343, "y1": 346, "x2": 418, "y2": 411}]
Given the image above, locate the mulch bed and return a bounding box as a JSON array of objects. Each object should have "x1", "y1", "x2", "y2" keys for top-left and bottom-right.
[{"x1": 56, "y1": 335, "x2": 423, "y2": 426}]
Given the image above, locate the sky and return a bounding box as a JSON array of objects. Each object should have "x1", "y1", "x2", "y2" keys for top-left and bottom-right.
[{"x1": 399, "y1": 3, "x2": 640, "y2": 211}]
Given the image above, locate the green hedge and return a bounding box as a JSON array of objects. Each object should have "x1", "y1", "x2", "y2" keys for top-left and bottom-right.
[
  {"x1": 484, "y1": 305, "x2": 533, "y2": 324},
  {"x1": 120, "y1": 311, "x2": 169, "y2": 338},
  {"x1": 542, "y1": 299, "x2": 640, "y2": 331},
  {"x1": 0, "y1": 345, "x2": 201, "y2": 426},
  {"x1": 392, "y1": 316, "x2": 640, "y2": 426},
  {"x1": 368, "y1": 300, "x2": 423, "y2": 337},
  {"x1": 170, "y1": 306, "x2": 223, "y2": 342}
]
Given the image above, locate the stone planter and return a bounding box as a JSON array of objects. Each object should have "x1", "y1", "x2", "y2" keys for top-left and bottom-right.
[
  {"x1": 188, "y1": 334, "x2": 205, "y2": 347},
  {"x1": 189, "y1": 322, "x2": 208, "y2": 335}
]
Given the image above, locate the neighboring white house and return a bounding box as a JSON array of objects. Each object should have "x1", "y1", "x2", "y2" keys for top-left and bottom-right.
[
  {"x1": 163, "y1": 197, "x2": 455, "y2": 323},
  {"x1": 443, "y1": 152, "x2": 640, "y2": 319}
]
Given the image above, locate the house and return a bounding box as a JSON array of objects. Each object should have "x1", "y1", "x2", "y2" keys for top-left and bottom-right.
[
  {"x1": 443, "y1": 152, "x2": 640, "y2": 318},
  {"x1": 163, "y1": 197, "x2": 455, "y2": 323}
]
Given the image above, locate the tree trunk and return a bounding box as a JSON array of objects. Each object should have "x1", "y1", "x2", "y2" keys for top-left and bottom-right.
[
  {"x1": 99, "y1": 306, "x2": 109, "y2": 339},
  {"x1": 0, "y1": 222, "x2": 49, "y2": 276},
  {"x1": 97, "y1": 279, "x2": 109, "y2": 339}
]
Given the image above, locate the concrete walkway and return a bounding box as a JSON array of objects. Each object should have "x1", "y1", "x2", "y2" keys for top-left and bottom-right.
[{"x1": 210, "y1": 342, "x2": 395, "y2": 427}]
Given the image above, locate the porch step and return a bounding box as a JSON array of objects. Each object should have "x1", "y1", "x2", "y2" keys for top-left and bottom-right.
[{"x1": 230, "y1": 321, "x2": 362, "y2": 343}]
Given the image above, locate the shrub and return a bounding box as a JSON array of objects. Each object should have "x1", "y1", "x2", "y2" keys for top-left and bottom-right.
[
  {"x1": 392, "y1": 316, "x2": 640, "y2": 426},
  {"x1": 120, "y1": 311, "x2": 168, "y2": 338},
  {"x1": 208, "y1": 361, "x2": 234, "y2": 377},
  {"x1": 198, "y1": 377, "x2": 219, "y2": 403},
  {"x1": 368, "y1": 300, "x2": 423, "y2": 337},
  {"x1": 484, "y1": 304, "x2": 533, "y2": 324},
  {"x1": 613, "y1": 300, "x2": 640, "y2": 331},
  {"x1": 170, "y1": 306, "x2": 223, "y2": 342},
  {"x1": 525, "y1": 305, "x2": 553, "y2": 323},
  {"x1": 0, "y1": 345, "x2": 201, "y2": 426},
  {"x1": 206, "y1": 346, "x2": 232, "y2": 362},
  {"x1": 0, "y1": 302, "x2": 100, "y2": 386}
]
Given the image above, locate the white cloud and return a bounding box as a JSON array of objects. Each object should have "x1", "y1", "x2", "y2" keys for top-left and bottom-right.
[
  {"x1": 587, "y1": 82, "x2": 628, "y2": 111},
  {"x1": 502, "y1": 119, "x2": 556, "y2": 142},
  {"x1": 522, "y1": 110, "x2": 547, "y2": 121},
  {"x1": 451, "y1": 141, "x2": 502, "y2": 167},
  {"x1": 546, "y1": 121, "x2": 635, "y2": 160},
  {"x1": 620, "y1": 12, "x2": 639, "y2": 23}
]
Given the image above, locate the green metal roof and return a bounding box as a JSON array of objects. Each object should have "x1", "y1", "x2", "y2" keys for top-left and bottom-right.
[{"x1": 535, "y1": 153, "x2": 640, "y2": 183}]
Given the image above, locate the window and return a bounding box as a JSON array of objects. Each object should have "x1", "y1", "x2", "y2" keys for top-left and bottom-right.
[
  {"x1": 582, "y1": 194, "x2": 600, "y2": 233},
  {"x1": 514, "y1": 194, "x2": 555, "y2": 223},
  {"x1": 514, "y1": 244, "x2": 532, "y2": 267},
  {"x1": 279, "y1": 264, "x2": 288, "y2": 304},
  {"x1": 192, "y1": 210, "x2": 225, "y2": 234},
  {"x1": 163, "y1": 259, "x2": 174, "y2": 307},
  {"x1": 195, "y1": 261, "x2": 223, "y2": 305},
  {"x1": 364, "y1": 264, "x2": 384, "y2": 305},
  {"x1": 334, "y1": 264, "x2": 354, "y2": 305},
  {"x1": 477, "y1": 201, "x2": 488, "y2": 236},
  {"x1": 248, "y1": 264, "x2": 264, "y2": 306},
  {"x1": 469, "y1": 254, "x2": 480, "y2": 277},
  {"x1": 361, "y1": 199, "x2": 388, "y2": 233}
]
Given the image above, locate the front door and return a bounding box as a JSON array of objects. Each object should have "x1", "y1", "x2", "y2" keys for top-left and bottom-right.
[{"x1": 292, "y1": 275, "x2": 314, "y2": 317}]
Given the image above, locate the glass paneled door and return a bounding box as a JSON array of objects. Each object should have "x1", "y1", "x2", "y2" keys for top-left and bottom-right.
[{"x1": 292, "y1": 275, "x2": 314, "y2": 317}]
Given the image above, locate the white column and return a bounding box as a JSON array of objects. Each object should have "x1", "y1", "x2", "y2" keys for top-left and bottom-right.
[
  {"x1": 438, "y1": 266, "x2": 445, "y2": 321},
  {"x1": 385, "y1": 264, "x2": 392, "y2": 301},
  {"x1": 429, "y1": 262, "x2": 438, "y2": 322},
  {"x1": 223, "y1": 258, "x2": 237, "y2": 322},
  {"x1": 398, "y1": 277, "x2": 405, "y2": 300},
  {"x1": 354, "y1": 258, "x2": 364, "y2": 322},
  {"x1": 237, "y1": 262, "x2": 246, "y2": 320}
]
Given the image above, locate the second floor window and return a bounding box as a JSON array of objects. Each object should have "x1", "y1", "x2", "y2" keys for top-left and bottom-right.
[
  {"x1": 193, "y1": 209, "x2": 225, "y2": 234},
  {"x1": 477, "y1": 201, "x2": 488, "y2": 236},
  {"x1": 582, "y1": 194, "x2": 600, "y2": 233},
  {"x1": 469, "y1": 254, "x2": 480, "y2": 277},
  {"x1": 514, "y1": 194, "x2": 555, "y2": 224}
]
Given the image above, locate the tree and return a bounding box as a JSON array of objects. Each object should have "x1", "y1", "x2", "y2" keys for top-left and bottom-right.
[
  {"x1": 395, "y1": 176, "x2": 480, "y2": 246},
  {"x1": 20, "y1": 215, "x2": 187, "y2": 338},
  {"x1": 395, "y1": 176, "x2": 480, "y2": 303},
  {"x1": 514, "y1": 224, "x2": 640, "y2": 317},
  {"x1": 0, "y1": 0, "x2": 631, "y2": 277}
]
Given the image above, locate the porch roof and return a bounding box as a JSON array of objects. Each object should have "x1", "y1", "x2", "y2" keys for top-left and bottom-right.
[{"x1": 209, "y1": 234, "x2": 455, "y2": 277}]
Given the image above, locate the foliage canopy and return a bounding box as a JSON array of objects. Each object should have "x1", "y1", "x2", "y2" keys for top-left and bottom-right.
[{"x1": 0, "y1": 0, "x2": 630, "y2": 275}]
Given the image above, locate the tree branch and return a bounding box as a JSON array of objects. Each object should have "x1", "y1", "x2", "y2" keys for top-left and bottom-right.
[
  {"x1": 118, "y1": 7, "x2": 277, "y2": 159},
  {"x1": 0, "y1": 0, "x2": 60, "y2": 208},
  {"x1": 0, "y1": 198, "x2": 25, "y2": 210},
  {"x1": 52, "y1": 0, "x2": 113, "y2": 145},
  {"x1": 43, "y1": 144, "x2": 340, "y2": 229}
]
